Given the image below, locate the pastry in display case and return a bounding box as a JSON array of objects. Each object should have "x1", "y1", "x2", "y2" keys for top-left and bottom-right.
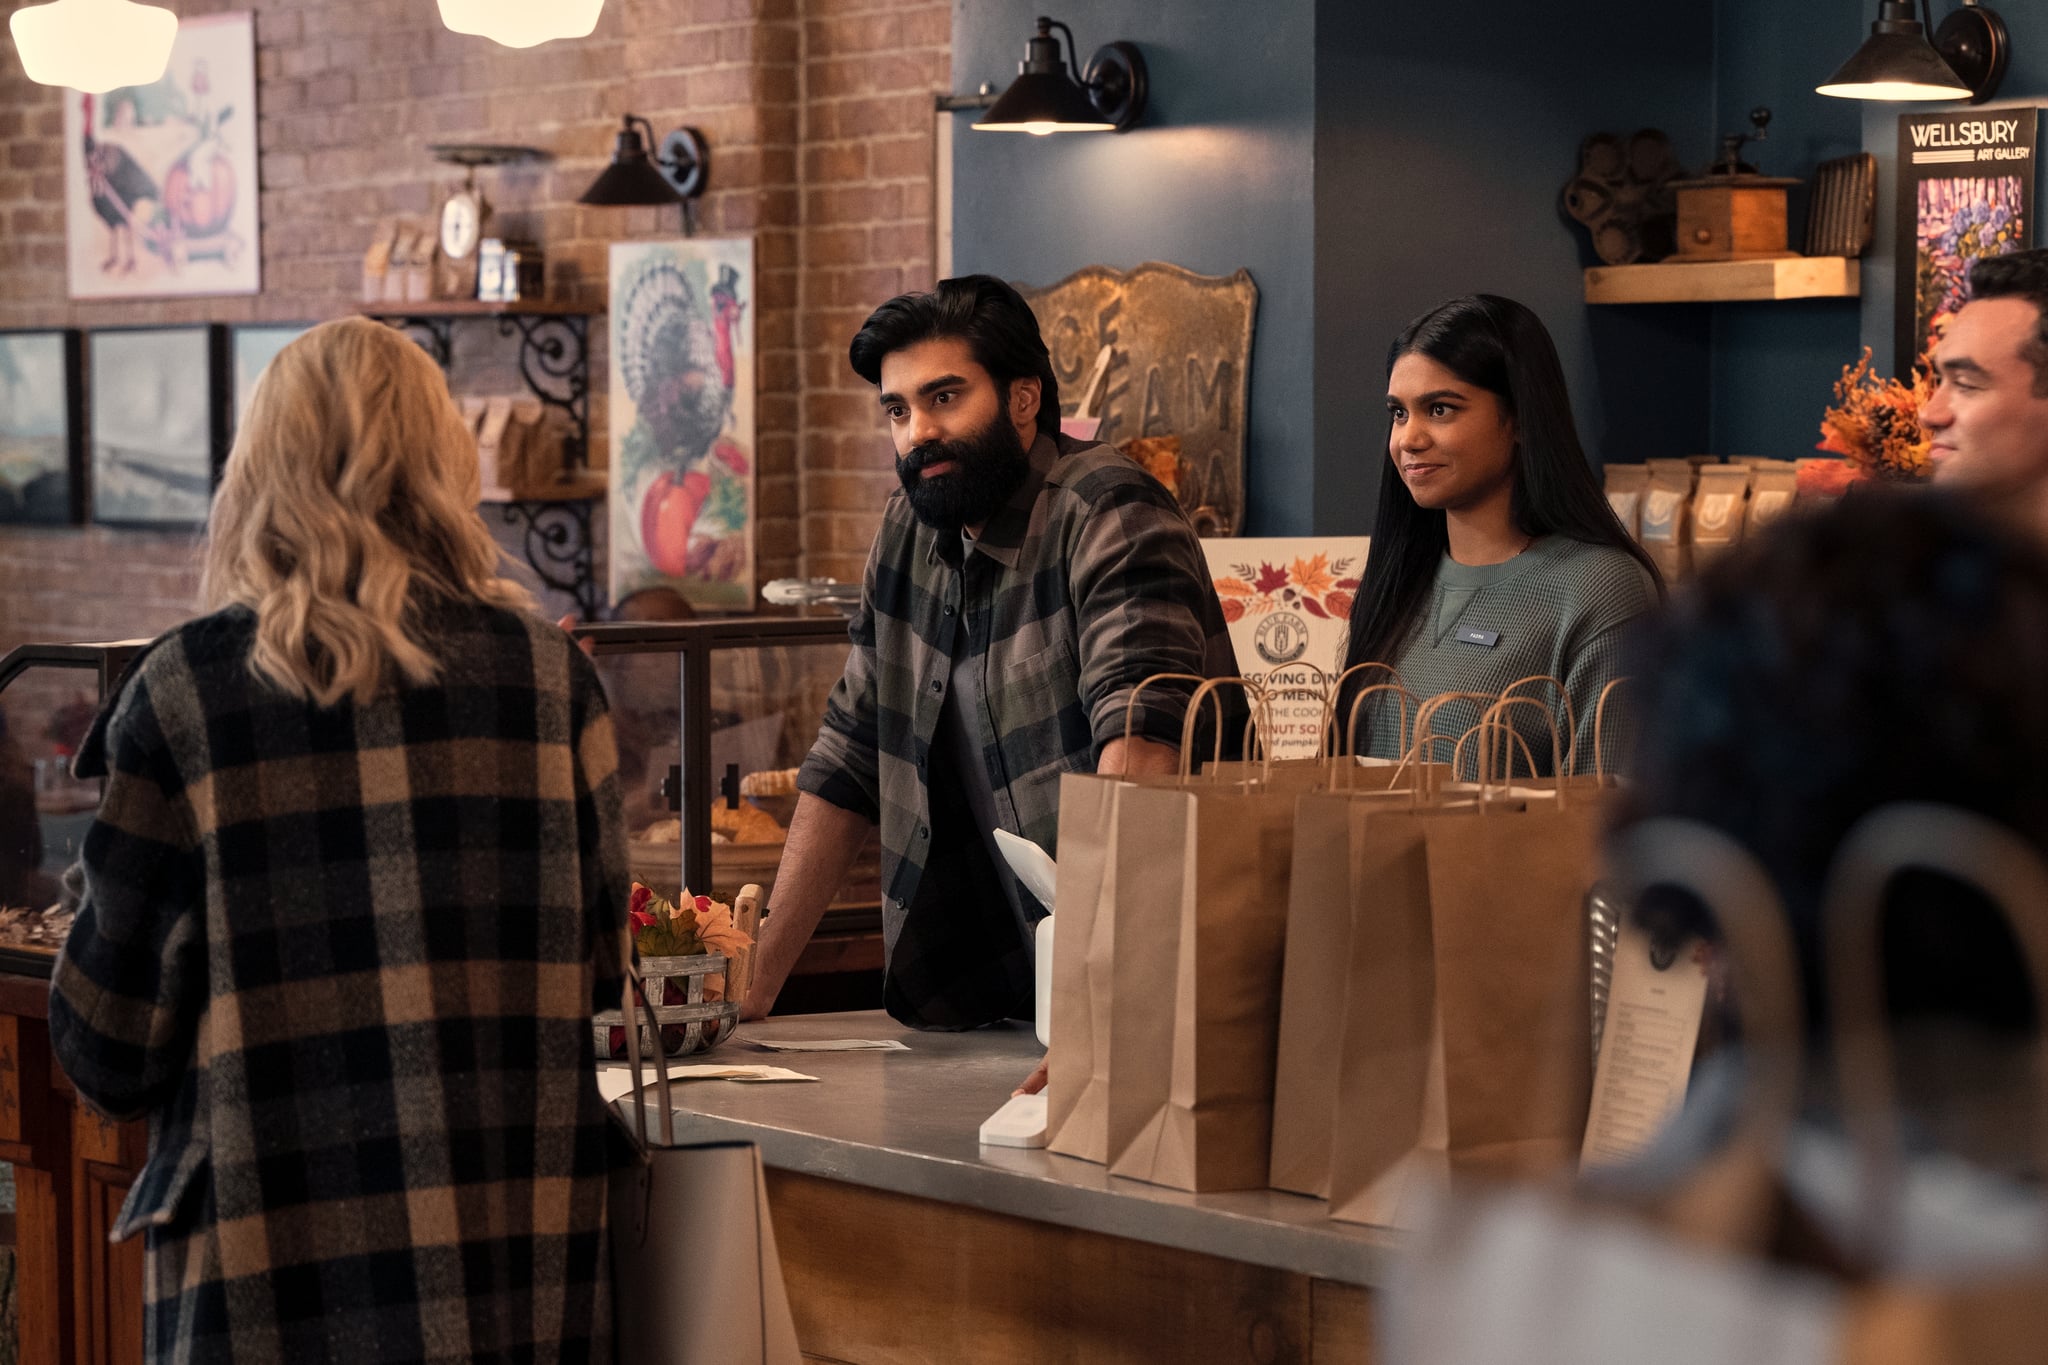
[
  {"x1": 0, "y1": 640, "x2": 144, "y2": 975},
  {"x1": 576, "y1": 617, "x2": 884, "y2": 959}
]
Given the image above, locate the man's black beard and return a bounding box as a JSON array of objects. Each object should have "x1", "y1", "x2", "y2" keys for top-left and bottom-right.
[{"x1": 896, "y1": 413, "x2": 1031, "y2": 532}]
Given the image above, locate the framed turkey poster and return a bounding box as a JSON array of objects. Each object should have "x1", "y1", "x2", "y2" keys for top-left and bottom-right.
[
  {"x1": 607, "y1": 238, "x2": 756, "y2": 612},
  {"x1": 64, "y1": 12, "x2": 260, "y2": 300}
]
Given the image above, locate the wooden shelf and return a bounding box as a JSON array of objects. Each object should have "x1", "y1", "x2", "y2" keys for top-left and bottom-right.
[
  {"x1": 1584, "y1": 257, "x2": 1861, "y2": 304},
  {"x1": 478, "y1": 470, "x2": 607, "y2": 503},
  {"x1": 354, "y1": 298, "x2": 595, "y2": 317}
]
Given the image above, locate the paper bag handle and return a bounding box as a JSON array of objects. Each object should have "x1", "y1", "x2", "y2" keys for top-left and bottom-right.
[
  {"x1": 1498, "y1": 675, "x2": 1577, "y2": 777},
  {"x1": 1390, "y1": 691, "x2": 1498, "y2": 796},
  {"x1": 1821, "y1": 804, "x2": 2048, "y2": 1268},
  {"x1": 1327, "y1": 661, "x2": 1407, "y2": 758},
  {"x1": 1340, "y1": 681, "x2": 1417, "y2": 778},
  {"x1": 1452, "y1": 721, "x2": 1539, "y2": 791},
  {"x1": 1592, "y1": 677, "x2": 1632, "y2": 785},
  {"x1": 1475, "y1": 696, "x2": 1566, "y2": 802},
  {"x1": 618, "y1": 962, "x2": 676, "y2": 1154},
  {"x1": 1178, "y1": 675, "x2": 1270, "y2": 781}
]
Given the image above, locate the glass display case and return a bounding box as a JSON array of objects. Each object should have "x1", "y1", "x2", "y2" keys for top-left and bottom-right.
[
  {"x1": 0, "y1": 640, "x2": 144, "y2": 976},
  {"x1": 572, "y1": 616, "x2": 881, "y2": 947}
]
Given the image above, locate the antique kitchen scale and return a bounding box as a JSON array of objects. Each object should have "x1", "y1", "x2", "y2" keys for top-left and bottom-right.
[{"x1": 427, "y1": 142, "x2": 551, "y2": 300}]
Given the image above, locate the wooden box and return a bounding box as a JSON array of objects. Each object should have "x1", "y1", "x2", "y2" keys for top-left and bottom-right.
[{"x1": 1671, "y1": 176, "x2": 1799, "y2": 261}]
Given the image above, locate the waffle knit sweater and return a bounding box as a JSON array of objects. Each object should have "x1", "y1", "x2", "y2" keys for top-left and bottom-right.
[{"x1": 1353, "y1": 536, "x2": 1658, "y2": 777}]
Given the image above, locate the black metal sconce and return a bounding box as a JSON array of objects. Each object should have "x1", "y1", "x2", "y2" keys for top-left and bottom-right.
[
  {"x1": 1818, "y1": 0, "x2": 2009, "y2": 104},
  {"x1": 579, "y1": 115, "x2": 710, "y2": 231},
  {"x1": 969, "y1": 16, "x2": 1148, "y2": 134}
]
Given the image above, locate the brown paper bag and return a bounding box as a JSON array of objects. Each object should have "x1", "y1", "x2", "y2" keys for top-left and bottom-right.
[
  {"x1": 1104, "y1": 773, "x2": 1301, "y2": 1191},
  {"x1": 1329, "y1": 794, "x2": 1601, "y2": 1227},
  {"x1": 1269, "y1": 782, "x2": 1466, "y2": 1196},
  {"x1": 1044, "y1": 770, "x2": 1126, "y2": 1163}
]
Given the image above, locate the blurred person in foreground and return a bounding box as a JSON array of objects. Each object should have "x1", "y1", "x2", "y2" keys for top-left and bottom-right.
[
  {"x1": 50, "y1": 317, "x2": 631, "y2": 1362},
  {"x1": 1616, "y1": 491, "x2": 2047, "y2": 1168}
]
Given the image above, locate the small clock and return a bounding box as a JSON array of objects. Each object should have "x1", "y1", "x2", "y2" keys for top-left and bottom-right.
[
  {"x1": 440, "y1": 189, "x2": 483, "y2": 260},
  {"x1": 434, "y1": 185, "x2": 490, "y2": 301}
]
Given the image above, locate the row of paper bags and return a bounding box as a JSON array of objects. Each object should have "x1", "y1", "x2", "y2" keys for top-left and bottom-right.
[{"x1": 1043, "y1": 682, "x2": 1612, "y2": 1218}]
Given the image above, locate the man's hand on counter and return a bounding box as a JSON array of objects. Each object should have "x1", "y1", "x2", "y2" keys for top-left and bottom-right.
[
  {"x1": 743, "y1": 792, "x2": 873, "y2": 1023},
  {"x1": 1015, "y1": 1054, "x2": 1049, "y2": 1096}
]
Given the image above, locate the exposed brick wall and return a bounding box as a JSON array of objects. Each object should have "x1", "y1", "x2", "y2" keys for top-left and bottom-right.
[{"x1": 0, "y1": 0, "x2": 945, "y2": 658}]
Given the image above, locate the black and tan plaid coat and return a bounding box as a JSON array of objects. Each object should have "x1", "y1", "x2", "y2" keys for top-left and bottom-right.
[
  {"x1": 49, "y1": 600, "x2": 630, "y2": 1363},
  {"x1": 798, "y1": 432, "x2": 1242, "y2": 1029}
]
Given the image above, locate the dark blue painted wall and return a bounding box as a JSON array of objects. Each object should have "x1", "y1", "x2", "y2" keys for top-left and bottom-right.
[
  {"x1": 947, "y1": 0, "x2": 1318, "y2": 535},
  {"x1": 948, "y1": 0, "x2": 1927, "y2": 532},
  {"x1": 1313, "y1": 3, "x2": 1716, "y2": 532},
  {"x1": 1709, "y1": 3, "x2": 1865, "y2": 459}
]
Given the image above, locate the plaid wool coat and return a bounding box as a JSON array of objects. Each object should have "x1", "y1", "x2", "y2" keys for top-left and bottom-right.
[{"x1": 49, "y1": 601, "x2": 630, "y2": 1364}]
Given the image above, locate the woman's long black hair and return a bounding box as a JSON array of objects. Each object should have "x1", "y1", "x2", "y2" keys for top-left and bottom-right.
[{"x1": 1342, "y1": 295, "x2": 1663, "y2": 684}]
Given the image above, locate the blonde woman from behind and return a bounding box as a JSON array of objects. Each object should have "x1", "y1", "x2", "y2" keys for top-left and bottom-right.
[{"x1": 50, "y1": 317, "x2": 633, "y2": 1363}]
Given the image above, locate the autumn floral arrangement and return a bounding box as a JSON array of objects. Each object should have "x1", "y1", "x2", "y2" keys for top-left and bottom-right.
[
  {"x1": 607, "y1": 882, "x2": 754, "y2": 1058},
  {"x1": 1812, "y1": 347, "x2": 1934, "y2": 493},
  {"x1": 1214, "y1": 553, "x2": 1359, "y2": 624}
]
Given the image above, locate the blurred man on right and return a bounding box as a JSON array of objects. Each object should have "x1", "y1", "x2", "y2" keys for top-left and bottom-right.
[{"x1": 1922, "y1": 249, "x2": 2048, "y2": 539}]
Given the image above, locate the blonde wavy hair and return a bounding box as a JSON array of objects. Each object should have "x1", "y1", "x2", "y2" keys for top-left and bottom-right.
[{"x1": 202, "y1": 317, "x2": 534, "y2": 706}]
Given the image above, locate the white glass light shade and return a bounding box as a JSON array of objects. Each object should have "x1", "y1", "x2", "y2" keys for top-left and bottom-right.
[
  {"x1": 9, "y1": 0, "x2": 177, "y2": 95},
  {"x1": 436, "y1": 0, "x2": 605, "y2": 49}
]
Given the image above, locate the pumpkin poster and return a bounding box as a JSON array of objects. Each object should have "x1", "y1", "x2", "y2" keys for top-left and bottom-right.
[
  {"x1": 608, "y1": 238, "x2": 756, "y2": 611},
  {"x1": 63, "y1": 12, "x2": 260, "y2": 300}
]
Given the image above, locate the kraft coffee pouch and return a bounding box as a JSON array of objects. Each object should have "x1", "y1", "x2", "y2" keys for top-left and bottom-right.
[
  {"x1": 1747, "y1": 462, "x2": 1798, "y2": 533},
  {"x1": 1689, "y1": 464, "x2": 1753, "y2": 567},
  {"x1": 1639, "y1": 461, "x2": 1696, "y2": 581},
  {"x1": 1603, "y1": 464, "x2": 1649, "y2": 538}
]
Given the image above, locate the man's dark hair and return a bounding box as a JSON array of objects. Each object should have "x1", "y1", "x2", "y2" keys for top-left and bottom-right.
[
  {"x1": 1967, "y1": 249, "x2": 2048, "y2": 396},
  {"x1": 848, "y1": 274, "x2": 1061, "y2": 437}
]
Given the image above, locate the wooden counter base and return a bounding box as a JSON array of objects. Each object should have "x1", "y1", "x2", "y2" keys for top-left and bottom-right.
[{"x1": 766, "y1": 1170, "x2": 1373, "y2": 1365}]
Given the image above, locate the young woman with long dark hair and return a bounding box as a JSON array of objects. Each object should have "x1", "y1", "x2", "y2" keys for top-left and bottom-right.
[{"x1": 1340, "y1": 294, "x2": 1662, "y2": 774}]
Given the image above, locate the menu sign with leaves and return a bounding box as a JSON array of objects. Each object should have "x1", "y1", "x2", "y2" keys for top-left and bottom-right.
[{"x1": 1200, "y1": 537, "x2": 1370, "y2": 759}]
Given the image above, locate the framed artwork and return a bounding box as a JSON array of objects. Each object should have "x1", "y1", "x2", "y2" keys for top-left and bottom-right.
[
  {"x1": 1895, "y1": 108, "x2": 2038, "y2": 370},
  {"x1": 229, "y1": 322, "x2": 313, "y2": 432},
  {"x1": 608, "y1": 237, "x2": 756, "y2": 611},
  {"x1": 0, "y1": 330, "x2": 85, "y2": 525},
  {"x1": 89, "y1": 327, "x2": 221, "y2": 530},
  {"x1": 64, "y1": 11, "x2": 261, "y2": 301}
]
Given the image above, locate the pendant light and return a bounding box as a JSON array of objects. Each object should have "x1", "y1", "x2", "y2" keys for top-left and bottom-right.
[
  {"x1": 8, "y1": 0, "x2": 177, "y2": 94},
  {"x1": 973, "y1": 16, "x2": 1148, "y2": 135},
  {"x1": 1817, "y1": 0, "x2": 2009, "y2": 104},
  {"x1": 436, "y1": 0, "x2": 605, "y2": 50}
]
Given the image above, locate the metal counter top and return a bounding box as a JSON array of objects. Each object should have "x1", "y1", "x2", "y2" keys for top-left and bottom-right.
[{"x1": 599, "y1": 1009, "x2": 1400, "y2": 1288}]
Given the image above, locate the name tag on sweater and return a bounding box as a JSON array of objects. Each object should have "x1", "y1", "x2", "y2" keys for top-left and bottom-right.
[{"x1": 1455, "y1": 628, "x2": 1500, "y2": 647}]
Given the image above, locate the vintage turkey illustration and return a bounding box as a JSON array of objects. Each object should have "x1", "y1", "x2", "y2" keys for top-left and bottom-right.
[{"x1": 609, "y1": 244, "x2": 756, "y2": 608}]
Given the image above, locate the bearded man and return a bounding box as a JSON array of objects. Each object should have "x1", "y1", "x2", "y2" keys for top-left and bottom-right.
[{"x1": 744, "y1": 275, "x2": 1240, "y2": 1064}]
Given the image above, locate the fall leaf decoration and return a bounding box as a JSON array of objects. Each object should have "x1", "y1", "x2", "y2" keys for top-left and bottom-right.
[
  {"x1": 627, "y1": 882, "x2": 752, "y2": 963},
  {"x1": 1215, "y1": 556, "x2": 1359, "y2": 624},
  {"x1": 1816, "y1": 348, "x2": 1933, "y2": 484}
]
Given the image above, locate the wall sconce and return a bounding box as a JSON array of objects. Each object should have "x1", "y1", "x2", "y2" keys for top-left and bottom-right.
[
  {"x1": 1818, "y1": 0, "x2": 2008, "y2": 103},
  {"x1": 437, "y1": 0, "x2": 604, "y2": 50},
  {"x1": 972, "y1": 16, "x2": 1148, "y2": 135},
  {"x1": 9, "y1": 0, "x2": 176, "y2": 94},
  {"x1": 580, "y1": 116, "x2": 710, "y2": 233}
]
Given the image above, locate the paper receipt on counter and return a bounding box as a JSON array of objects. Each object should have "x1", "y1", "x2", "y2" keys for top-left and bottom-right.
[
  {"x1": 744, "y1": 1038, "x2": 910, "y2": 1053},
  {"x1": 597, "y1": 1065, "x2": 819, "y2": 1102},
  {"x1": 1579, "y1": 916, "x2": 1709, "y2": 1170}
]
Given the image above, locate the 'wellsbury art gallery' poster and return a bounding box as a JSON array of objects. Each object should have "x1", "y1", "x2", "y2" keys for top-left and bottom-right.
[{"x1": 1896, "y1": 107, "x2": 2037, "y2": 371}]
